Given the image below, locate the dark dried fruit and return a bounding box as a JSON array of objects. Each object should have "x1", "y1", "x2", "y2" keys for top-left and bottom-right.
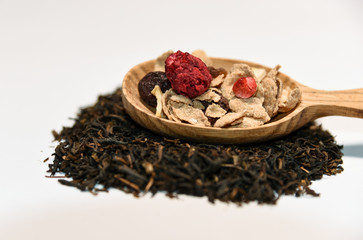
[
  {"x1": 138, "y1": 71, "x2": 171, "y2": 107},
  {"x1": 165, "y1": 50, "x2": 212, "y2": 98},
  {"x1": 200, "y1": 95, "x2": 229, "y2": 112},
  {"x1": 208, "y1": 66, "x2": 228, "y2": 78},
  {"x1": 201, "y1": 95, "x2": 230, "y2": 126},
  {"x1": 207, "y1": 116, "x2": 218, "y2": 126},
  {"x1": 218, "y1": 95, "x2": 229, "y2": 111}
]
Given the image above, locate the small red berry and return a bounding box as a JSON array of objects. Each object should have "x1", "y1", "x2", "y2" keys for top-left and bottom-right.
[
  {"x1": 165, "y1": 50, "x2": 212, "y2": 98},
  {"x1": 232, "y1": 77, "x2": 257, "y2": 99}
]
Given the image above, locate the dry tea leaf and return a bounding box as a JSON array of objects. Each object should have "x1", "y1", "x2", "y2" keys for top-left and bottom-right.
[{"x1": 48, "y1": 87, "x2": 344, "y2": 205}]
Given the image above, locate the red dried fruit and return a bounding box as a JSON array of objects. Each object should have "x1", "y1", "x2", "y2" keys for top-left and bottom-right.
[
  {"x1": 232, "y1": 77, "x2": 257, "y2": 99},
  {"x1": 165, "y1": 50, "x2": 212, "y2": 98}
]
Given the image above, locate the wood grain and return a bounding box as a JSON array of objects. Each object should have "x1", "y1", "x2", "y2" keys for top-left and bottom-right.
[{"x1": 121, "y1": 57, "x2": 363, "y2": 144}]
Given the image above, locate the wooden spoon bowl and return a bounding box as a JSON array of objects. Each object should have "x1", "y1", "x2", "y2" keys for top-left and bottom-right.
[{"x1": 122, "y1": 57, "x2": 363, "y2": 144}]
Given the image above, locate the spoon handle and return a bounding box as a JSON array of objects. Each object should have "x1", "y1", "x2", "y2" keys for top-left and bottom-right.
[{"x1": 303, "y1": 88, "x2": 363, "y2": 118}]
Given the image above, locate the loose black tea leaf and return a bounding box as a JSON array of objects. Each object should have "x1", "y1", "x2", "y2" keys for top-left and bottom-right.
[{"x1": 47, "y1": 88, "x2": 343, "y2": 205}]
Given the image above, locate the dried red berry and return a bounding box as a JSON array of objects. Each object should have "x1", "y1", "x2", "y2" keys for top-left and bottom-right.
[
  {"x1": 232, "y1": 77, "x2": 257, "y2": 99},
  {"x1": 165, "y1": 50, "x2": 212, "y2": 98}
]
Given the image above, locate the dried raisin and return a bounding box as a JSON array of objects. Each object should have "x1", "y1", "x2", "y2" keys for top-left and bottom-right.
[
  {"x1": 208, "y1": 66, "x2": 228, "y2": 78},
  {"x1": 138, "y1": 71, "x2": 171, "y2": 107}
]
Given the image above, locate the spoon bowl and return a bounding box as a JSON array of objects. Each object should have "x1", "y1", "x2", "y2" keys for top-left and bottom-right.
[{"x1": 122, "y1": 57, "x2": 363, "y2": 144}]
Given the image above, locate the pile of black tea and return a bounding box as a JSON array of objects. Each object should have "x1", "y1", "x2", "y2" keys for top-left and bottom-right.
[{"x1": 47, "y1": 88, "x2": 344, "y2": 204}]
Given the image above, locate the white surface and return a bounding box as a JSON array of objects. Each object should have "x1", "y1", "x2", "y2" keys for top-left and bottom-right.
[{"x1": 1, "y1": 0, "x2": 363, "y2": 239}]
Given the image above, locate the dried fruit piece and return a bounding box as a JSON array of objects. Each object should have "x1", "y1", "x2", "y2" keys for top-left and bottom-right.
[
  {"x1": 138, "y1": 71, "x2": 171, "y2": 107},
  {"x1": 232, "y1": 77, "x2": 257, "y2": 99},
  {"x1": 199, "y1": 94, "x2": 229, "y2": 113},
  {"x1": 220, "y1": 63, "x2": 258, "y2": 100},
  {"x1": 208, "y1": 66, "x2": 228, "y2": 78},
  {"x1": 151, "y1": 85, "x2": 163, "y2": 118},
  {"x1": 165, "y1": 50, "x2": 212, "y2": 98},
  {"x1": 218, "y1": 95, "x2": 230, "y2": 112}
]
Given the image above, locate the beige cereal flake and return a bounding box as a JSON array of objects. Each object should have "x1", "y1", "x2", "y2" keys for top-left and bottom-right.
[
  {"x1": 278, "y1": 87, "x2": 301, "y2": 112},
  {"x1": 252, "y1": 67, "x2": 267, "y2": 82},
  {"x1": 205, "y1": 103, "x2": 227, "y2": 118},
  {"x1": 231, "y1": 117, "x2": 265, "y2": 128},
  {"x1": 229, "y1": 97, "x2": 270, "y2": 122},
  {"x1": 194, "y1": 89, "x2": 221, "y2": 102},
  {"x1": 214, "y1": 112, "x2": 245, "y2": 128},
  {"x1": 162, "y1": 89, "x2": 181, "y2": 123},
  {"x1": 241, "y1": 117, "x2": 265, "y2": 128},
  {"x1": 191, "y1": 50, "x2": 212, "y2": 66},
  {"x1": 261, "y1": 65, "x2": 282, "y2": 117},
  {"x1": 154, "y1": 50, "x2": 174, "y2": 72},
  {"x1": 170, "y1": 94, "x2": 192, "y2": 105},
  {"x1": 210, "y1": 74, "x2": 225, "y2": 87},
  {"x1": 192, "y1": 100, "x2": 205, "y2": 110},
  {"x1": 172, "y1": 105, "x2": 211, "y2": 127}
]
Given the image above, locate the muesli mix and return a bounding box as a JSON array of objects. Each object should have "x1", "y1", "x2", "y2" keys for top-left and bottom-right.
[{"x1": 138, "y1": 50, "x2": 301, "y2": 128}]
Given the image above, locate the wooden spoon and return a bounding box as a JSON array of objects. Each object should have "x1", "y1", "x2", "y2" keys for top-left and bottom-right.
[{"x1": 122, "y1": 57, "x2": 363, "y2": 144}]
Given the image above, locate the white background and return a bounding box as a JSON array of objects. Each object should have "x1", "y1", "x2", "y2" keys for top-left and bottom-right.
[{"x1": 1, "y1": 0, "x2": 363, "y2": 239}]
